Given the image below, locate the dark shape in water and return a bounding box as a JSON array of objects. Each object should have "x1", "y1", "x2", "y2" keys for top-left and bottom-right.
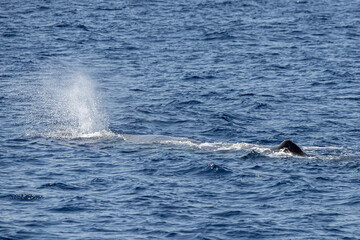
[{"x1": 272, "y1": 140, "x2": 307, "y2": 157}]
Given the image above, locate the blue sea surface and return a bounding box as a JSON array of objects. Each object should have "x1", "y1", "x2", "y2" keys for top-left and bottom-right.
[{"x1": 1, "y1": 0, "x2": 360, "y2": 239}]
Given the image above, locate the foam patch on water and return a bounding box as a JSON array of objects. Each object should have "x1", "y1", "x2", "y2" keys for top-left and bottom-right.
[
  {"x1": 33, "y1": 129, "x2": 116, "y2": 139},
  {"x1": 28, "y1": 69, "x2": 112, "y2": 139}
]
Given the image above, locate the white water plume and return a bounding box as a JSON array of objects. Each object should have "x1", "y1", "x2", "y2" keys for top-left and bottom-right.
[{"x1": 30, "y1": 70, "x2": 112, "y2": 138}]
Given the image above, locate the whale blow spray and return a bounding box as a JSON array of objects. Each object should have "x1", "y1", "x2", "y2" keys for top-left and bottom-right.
[{"x1": 32, "y1": 70, "x2": 110, "y2": 138}]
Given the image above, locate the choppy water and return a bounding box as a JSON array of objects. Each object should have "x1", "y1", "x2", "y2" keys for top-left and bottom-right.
[{"x1": 1, "y1": 0, "x2": 360, "y2": 239}]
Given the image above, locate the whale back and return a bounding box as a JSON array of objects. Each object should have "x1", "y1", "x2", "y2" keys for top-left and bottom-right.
[{"x1": 272, "y1": 140, "x2": 307, "y2": 157}]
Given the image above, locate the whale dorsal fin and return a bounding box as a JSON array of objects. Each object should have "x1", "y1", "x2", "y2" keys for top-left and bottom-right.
[{"x1": 272, "y1": 140, "x2": 307, "y2": 157}]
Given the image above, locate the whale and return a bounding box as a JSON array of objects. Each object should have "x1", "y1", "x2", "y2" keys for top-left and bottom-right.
[
  {"x1": 272, "y1": 140, "x2": 307, "y2": 157},
  {"x1": 120, "y1": 134, "x2": 307, "y2": 157}
]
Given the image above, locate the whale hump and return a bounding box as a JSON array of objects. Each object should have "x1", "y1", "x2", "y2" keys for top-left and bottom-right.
[{"x1": 272, "y1": 140, "x2": 307, "y2": 157}]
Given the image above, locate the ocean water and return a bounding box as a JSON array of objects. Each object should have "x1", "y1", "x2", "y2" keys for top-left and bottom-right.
[{"x1": 1, "y1": 0, "x2": 360, "y2": 239}]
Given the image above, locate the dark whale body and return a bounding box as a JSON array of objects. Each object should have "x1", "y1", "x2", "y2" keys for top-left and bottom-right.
[
  {"x1": 120, "y1": 134, "x2": 307, "y2": 157},
  {"x1": 272, "y1": 140, "x2": 307, "y2": 157}
]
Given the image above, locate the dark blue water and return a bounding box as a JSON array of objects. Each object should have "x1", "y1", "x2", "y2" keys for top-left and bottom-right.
[{"x1": 1, "y1": 0, "x2": 360, "y2": 239}]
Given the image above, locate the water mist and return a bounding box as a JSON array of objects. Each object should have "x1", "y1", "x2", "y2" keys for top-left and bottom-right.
[{"x1": 29, "y1": 70, "x2": 111, "y2": 138}]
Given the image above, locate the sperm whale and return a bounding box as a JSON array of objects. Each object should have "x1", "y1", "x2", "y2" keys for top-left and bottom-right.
[
  {"x1": 120, "y1": 134, "x2": 307, "y2": 157},
  {"x1": 272, "y1": 140, "x2": 307, "y2": 157}
]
